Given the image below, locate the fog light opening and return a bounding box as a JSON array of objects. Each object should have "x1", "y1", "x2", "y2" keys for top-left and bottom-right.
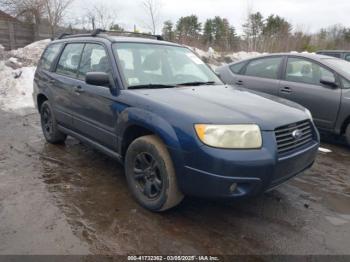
[{"x1": 229, "y1": 183, "x2": 237, "y2": 193}]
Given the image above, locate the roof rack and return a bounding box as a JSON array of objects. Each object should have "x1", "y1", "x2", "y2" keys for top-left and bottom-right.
[{"x1": 56, "y1": 29, "x2": 164, "y2": 41}]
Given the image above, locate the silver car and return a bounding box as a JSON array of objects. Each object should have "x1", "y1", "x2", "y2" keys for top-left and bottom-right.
[{"x1": 217, "y1": 53, "x2": 350, "y2": 145}]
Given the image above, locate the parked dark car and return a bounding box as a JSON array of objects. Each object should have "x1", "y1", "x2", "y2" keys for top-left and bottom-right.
[
  {"x1": 316, "y1": 50, "x2": 350, "y2": 61},
  {"x1": 33, "y1": 31, "x2": 319, "y2": 211},
  {"x1": 217, "y1": 53, "x2": 350, "y2": 145}
]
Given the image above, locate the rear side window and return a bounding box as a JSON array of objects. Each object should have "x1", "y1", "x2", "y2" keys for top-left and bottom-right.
[
  {"x1": 245, "y1": 57, "x2": 283, "y2": 79},
  {"x1": 38, "y1": 43, "x2": 62, "y2": 70},
  {"x1": 78, "y1": 43, "x2": 111, "y2": 80},
  {"x1": 56, "y1": 43, "x2": 84, "y2": 78},
  {"x1": 229, "y1": 62, "x2": 245, "y2": 74}
]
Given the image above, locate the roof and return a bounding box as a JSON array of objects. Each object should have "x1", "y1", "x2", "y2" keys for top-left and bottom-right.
[
  {"x1": 238, "y1": 52, "x2": 336, "y2": 62},
  {"x1": 52, "y1": 33, "x2": 181, "y2": 47},
  {"x1": 109, "y1": 36, "x2": 180, "y2": 46},
  {"x1": 0, "y1": 10, "x2": 19, "y2": 22},
  {"x1": 316, "y1": 50, "x2": 350, "y2": 53}
]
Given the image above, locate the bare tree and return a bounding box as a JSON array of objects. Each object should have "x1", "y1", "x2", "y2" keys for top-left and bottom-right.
[
  {"x1": 84, "y1": 4, "x2": 117, "y2": 30},
  {"x1": 43, "y1": 0, "x2": 73, "y2": 36},
  {"x1": 0, "y1": 0, "x2": 45, "y2": 24},
  {"x1": 142, "y1": 0, "x2": 161, "y2": 34}
]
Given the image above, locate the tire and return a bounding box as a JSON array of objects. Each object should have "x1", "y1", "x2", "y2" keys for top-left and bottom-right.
[
  {"x1": 125, "y1": 135, "x2": 184, "y2": 212},
  {"x1": 40, "y1": 101, "x2": 67, "y2": 144},
  {"x1": 346, "y1": 124, "x2": 350, "y2": 146}
]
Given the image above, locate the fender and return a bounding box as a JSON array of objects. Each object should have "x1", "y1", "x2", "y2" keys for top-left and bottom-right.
[{"x1": 116, "y1": 106, "x2": 182, "y2": 151}]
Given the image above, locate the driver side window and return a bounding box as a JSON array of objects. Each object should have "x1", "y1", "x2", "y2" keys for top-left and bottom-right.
[
  {"x1": 285, "y1": 57, "x2": 335, "y2": 86},
  {"x1": 77, "y1": 43, "x2": 110, "y2": 80}
]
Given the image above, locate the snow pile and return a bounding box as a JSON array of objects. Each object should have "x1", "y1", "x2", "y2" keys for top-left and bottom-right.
[
  {"x1": 0, "y1": 39, "x2": 49, "y2": 114},
  {"x1": 9, "y1": 39, "x2": 50, "y2": 66},
  {"x1": 0, "y1": 44, "x2": 5, "y2": 60},
  {"x1": 0, "y1": 61, "x2": 36, "y2": 114},
  {"x1": 226, "y1": 51, "x2": 264, "y2": 62},
  {"x1": 191, "y1": 47, "x2": 264, "y2": 70}
]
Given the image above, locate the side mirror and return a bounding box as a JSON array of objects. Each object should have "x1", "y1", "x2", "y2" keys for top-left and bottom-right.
[
  {"x1": 85, "y1": 72, "x2": 111, "y2": 87},
  {"x1": 320, "y1": 76, "x2": 338, "y2": 88}
]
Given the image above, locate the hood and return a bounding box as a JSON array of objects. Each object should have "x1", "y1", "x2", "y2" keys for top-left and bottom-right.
[{"x1": 128, "y1": 85, "x2": 310, "y2": 131}]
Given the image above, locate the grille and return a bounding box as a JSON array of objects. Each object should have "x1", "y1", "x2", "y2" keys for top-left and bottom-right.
[{"x1": 275, "y1": 120, "x2": 313, "y2": 154}]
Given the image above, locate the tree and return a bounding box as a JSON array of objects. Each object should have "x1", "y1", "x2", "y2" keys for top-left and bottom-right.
[
  {"x1": 110, "y1": 24, "x2": 124, "y2": 31},
  {"x1": 262, "y1": 15, "x2": 292, "y2": 51},
  {"x1": 43, "y1": 0, "x2": 73, "y2": 37},
  {"x1": 203, "y1": 17, "x2": 238, "y2": 51},
  {"x1": 242, "y1": 12, "x2": 264, "y2": 51},
  {"x1": 85, "y1": 4, "x2": 117, "y2": 30},
  {"x1": 162, "y1": 20, "x2": 175, "y2": 41},
  {"x1": 175, "y1": 15, "x2": 201, "y2": 45},
  {"x1": 203, "y1": 19, "x2": 215, "y2": 47},
  {"x1": 142, "y1": 0, "x2": 161, "y2": 34},
  {"x1": 0, "y1": 0, "x2": 45, "y2": 24}
]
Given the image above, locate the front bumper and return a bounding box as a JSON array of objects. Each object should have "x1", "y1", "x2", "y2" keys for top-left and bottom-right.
[{"x1": 174, "y1": 131, "x2": 319, "y2": 198}]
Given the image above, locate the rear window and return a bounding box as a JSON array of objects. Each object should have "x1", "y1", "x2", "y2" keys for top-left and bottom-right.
[
  {"x1": 56, "y1": 43, "x2": 84, "y2": 78},
  {"x1": 38, "y1": 43, "x2": 62, "y2": 70},
  {"x1": 244, "y1": 57, "x2": 283, "y2": 79}
]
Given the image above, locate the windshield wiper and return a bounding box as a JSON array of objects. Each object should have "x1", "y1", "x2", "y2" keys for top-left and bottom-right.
[
  {"x1": 176, "y1": 81, "x2": 217, "y2": 87},
  {"x1": 128, "y1": 84, "x2": 175, "y2": 90}
]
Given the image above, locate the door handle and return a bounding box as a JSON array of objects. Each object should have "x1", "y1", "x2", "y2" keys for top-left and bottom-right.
[
  {"x1": 235, "y1": 80, "x2": 243, "y2": 85},
  {"x1": 48, "y1": 79, "x2": 56, "y2": 84},
  {"x1": 73, "y1": 85, "x2": 85, "y2": 94},
  {"x1": 280, "y1": 87, "x2": 292, "y2": 94}
]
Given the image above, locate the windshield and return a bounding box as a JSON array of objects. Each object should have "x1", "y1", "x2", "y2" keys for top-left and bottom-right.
[
  {"x1": 112, "y1": 43, "x2": 222, "y2": 88},
  {"x1": 322, "y1": 58, "x2": 350, "y2": 79}
]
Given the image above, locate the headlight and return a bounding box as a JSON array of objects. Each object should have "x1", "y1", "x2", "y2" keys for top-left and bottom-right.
[{"x1": 194, "y1": 124, "x2": 262, "y2": 149}]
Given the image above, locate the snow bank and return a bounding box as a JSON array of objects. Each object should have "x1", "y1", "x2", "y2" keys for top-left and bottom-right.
[
  {"x1": 0, "y1": 62, "x2": 36, "y2": 114},
  {"x1": 191, "y1": 47, "x2": 264, "y2": 70},
  {"x1": 0, "y1": 39, "x2": 49, "y2": 114},
  {"x1": 9, "y1": 39, "x2": 50, "y2": 66}
]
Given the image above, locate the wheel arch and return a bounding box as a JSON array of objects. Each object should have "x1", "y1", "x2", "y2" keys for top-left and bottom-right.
[
  {"x1": 37, "y1": 93, "x2": 48, "y2": 112},
  {"x1": 117, "y1": 108, "x2": 183, "y2": 158},
  {"x1": 340, "y1": 115, "x2": 350, "y2": 135}
]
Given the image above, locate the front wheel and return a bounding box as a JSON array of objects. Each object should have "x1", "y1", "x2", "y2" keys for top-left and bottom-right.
[{"x1": 125, "y1": 135, "x2": 184, "y2": 212}]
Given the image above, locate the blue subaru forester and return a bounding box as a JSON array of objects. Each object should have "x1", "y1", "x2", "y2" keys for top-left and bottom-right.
[{"x1": 33, "y1": 30, "x2": 319, "y2": 211}]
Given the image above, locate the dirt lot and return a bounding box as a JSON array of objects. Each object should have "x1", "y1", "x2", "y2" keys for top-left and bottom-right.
[{"x1": 0, "y1": 107, "x2": 349, "y2": 255}]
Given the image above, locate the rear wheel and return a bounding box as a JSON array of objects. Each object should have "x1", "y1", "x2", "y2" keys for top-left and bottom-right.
[
  {"x1": 345, "y1": 124, "x2": 350, "y2": 146},
  {"x1": 40, "y1": 101, "x2": 67, "y2": 144},
  {"x1": 125, "y1": 135, "x2": 184, "y2": 212}
]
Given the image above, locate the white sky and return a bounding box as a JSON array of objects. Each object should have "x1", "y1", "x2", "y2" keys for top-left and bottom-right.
[{"x1": 70, "y1": 0, "x2": 350, "y2": 34}]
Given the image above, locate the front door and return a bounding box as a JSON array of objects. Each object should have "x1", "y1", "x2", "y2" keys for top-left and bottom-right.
[{"x1": 279, "y1": 56, "x2": 341, "y2": 129}]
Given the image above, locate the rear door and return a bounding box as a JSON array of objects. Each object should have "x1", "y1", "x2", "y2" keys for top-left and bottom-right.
[
  {"x1": 72, "y1": 43, "x2": 118, "y2": 151},
  {"x1": 236, "y1": 56, "x2": 284, "y2": 95},
  {"x1": 50, "y1": 43, "x2": 85, "y2": 129},
  {"x1": 279, "y1": 56, "x2": 341, "y2": 129}
]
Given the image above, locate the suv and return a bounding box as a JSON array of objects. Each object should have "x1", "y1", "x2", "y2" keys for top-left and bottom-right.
[
  {"x1": 316, "y1": 50, "x2": 350, "y2": 61},
  {"x1": 217, "y1": 53, "x2": 350, "y2": 145},
  {"x1": 33, "y1": 30, "x2": 319, "y2": 211}
]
